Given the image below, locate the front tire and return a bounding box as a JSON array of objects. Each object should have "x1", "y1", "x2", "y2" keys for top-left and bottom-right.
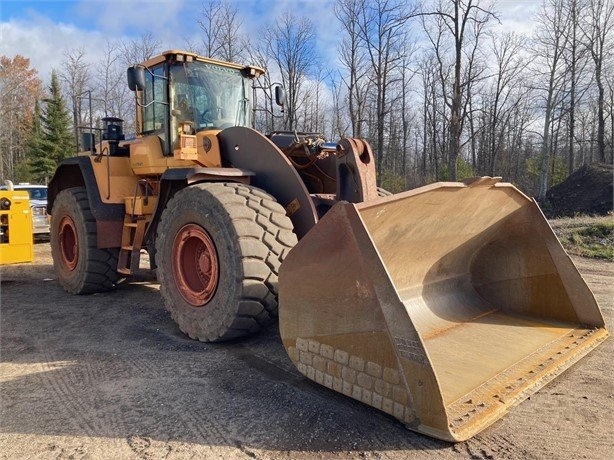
[
  {"x1": 50, "y1": 187, "x2": 119, "y2": 294},
  {"x1": 155, "y1": 182, "x2": 297, "y2": 342}
]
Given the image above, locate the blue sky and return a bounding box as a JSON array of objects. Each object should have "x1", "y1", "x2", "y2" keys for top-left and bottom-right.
[
  {"x1": 0, "y1": 0, "x2": 341, "y2": 80},
  {"x1": 0, "y1": 0, "x2": 540, "y2": 82}
]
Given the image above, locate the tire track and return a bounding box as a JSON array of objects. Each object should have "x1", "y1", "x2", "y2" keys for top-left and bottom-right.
[
  {"x1": 34, "y1": 331, "x2": 129, "y2": 441},
  {"x1": 458, "y1": 432, "x2": 535, "y2": 460},
  {"x1": 231, "y1": 342, "x2": 446, "y2": 456},
  {"x1": 36, "y1": 358, "x2": 99, "y2": 436}
]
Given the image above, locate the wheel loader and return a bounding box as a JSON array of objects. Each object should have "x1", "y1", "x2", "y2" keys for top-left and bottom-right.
[{"x1": 47, "y1": 50, "x2": 608, "y2": 442}]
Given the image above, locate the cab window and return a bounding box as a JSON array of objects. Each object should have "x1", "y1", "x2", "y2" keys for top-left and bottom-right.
[{"x1": 142, "y1": 66, "x2": 167, "y2": 133}]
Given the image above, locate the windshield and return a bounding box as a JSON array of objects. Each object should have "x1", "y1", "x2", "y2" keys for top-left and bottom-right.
[
  {"x1": 6, "y1": 187, "x2": 48, "y2": 200},
  {"x1": 170, "y1": 61, "x2": 251, "y2": 132}
]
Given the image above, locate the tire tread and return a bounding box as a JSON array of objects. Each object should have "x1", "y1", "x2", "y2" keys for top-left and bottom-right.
[
  {"x1": 50, "y1": 187, "x2": 119, "y2": 294},
  {"x1": 156, "y1": 182, "x2": 297, "y2": 342}
]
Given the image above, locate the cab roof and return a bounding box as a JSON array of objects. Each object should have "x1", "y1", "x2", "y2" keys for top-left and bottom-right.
[{"x1": 139, "y1": 50, "x2": 265, "y2": 77}]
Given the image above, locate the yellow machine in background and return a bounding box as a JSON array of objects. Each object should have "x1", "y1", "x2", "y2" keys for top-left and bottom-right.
[{"x1": 0, "y1": 190, "x2": 34, "y2": 265}]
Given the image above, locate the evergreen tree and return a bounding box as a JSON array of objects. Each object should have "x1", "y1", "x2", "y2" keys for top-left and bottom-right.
[
  {"x1": 28, "y1": 99, "x2": 56, "y2": 183},
  {"x1": 39, "y1": 70, "x2": 74, "y2": 171}
]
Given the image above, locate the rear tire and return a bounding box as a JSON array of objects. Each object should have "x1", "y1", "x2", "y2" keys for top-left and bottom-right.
[
  {"x1": 155, "y1": 182, "x2": 297, "y2": 342},
  {"x1": 50, "y1": 187, "x2": 119, "y2": 294}
]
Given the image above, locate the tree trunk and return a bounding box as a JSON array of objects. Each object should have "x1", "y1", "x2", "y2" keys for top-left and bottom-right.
[
  {"x1": 538, "y1": 96, "x2": 553, "y2": 202},
  {"x1": 448, "y1": 5, "x2": 462, "y2": 181},
  {"x1": 596, "y1": 59, "x2": 606, "y2": 162},
  {"x1": 568, "y1": 0, "x2": 577, "y2": 175}
]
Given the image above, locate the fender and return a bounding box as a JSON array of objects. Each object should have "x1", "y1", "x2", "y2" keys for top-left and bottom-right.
[
  {"x1": 218, "y1": 127, "x2": 319, "y2": 238},
  {"x1": 143, "y1": 167, "x2": 256, "y2": 254},
  {"x1": 48, "y1": 156, "x2": 124, "y2": 248}
]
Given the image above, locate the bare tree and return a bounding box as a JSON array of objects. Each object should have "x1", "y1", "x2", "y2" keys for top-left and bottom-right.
[
  {"x1": 356, "y1": 0, "x2": 413, "y2": 183},
  {"x1": 58, "y1": 48, "x2": 90, "y2": 153},
  {"x1": 562, "y1": 0, "x2": 587, "y2": 174},
  {"x1": 95, "y1": 41, "x2": 133, "y2": 130},
  {"x1": 197, "y1": 0, "x2": 223, "y2": 58},
  {"x1": 607, "y1": 65, "x2": 614, "y2": 160},
  {"x1": 484, "y1": 32, "x2": 528, "y2": 176},
  {"x1": 192, "y1": 0, "x2": 249, "y2": 62},
  {"x1": 398, "y1": 50, "x2": 417, "y2": 184},
  {"x1": 297, "y1": 65, "x2": 333, "y2": 135},
  {"x1": 419, "y1": 0, "x2": 497, "y2": 180},
  {"x1": 418, "y1": 51, "x2": 449, "y2": 181},
  {"x1": 263, "y1": 11, "x2": 317, "y2": 130},
  {"x1": 335, "y1": 0, "x2": 371, "y2": 138},
  {"x1": 329, "y1": 75, "x2": 350, "y2": 138},
  {"x1": 507, "y1": 91, "x2": 534, "y2": 181},
  {"x1": 532, "y1": 0, "x2": 572, "y2": 201},
  {"x1": 581, "y1": 0, "x2": 614, "y2": 163},
  {"x1": 119, "y1": 33, "x2": 161, "y2": 68}
]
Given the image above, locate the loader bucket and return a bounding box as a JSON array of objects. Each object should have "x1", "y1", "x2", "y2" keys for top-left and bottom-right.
[{"x1": 278, "y1": 178, "x2": 608, "y2": 442}]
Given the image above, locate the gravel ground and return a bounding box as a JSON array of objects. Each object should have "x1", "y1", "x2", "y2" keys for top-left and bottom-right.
[{"x1": 1, "y1": 241, "x2": 612, "y2": 459}]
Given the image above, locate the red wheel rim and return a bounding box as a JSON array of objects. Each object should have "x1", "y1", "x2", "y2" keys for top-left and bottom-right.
[
  {"x1": 172, "y1": 224, "x2": 219, "y2": 306},
  {"x1": 59, "y1": 215, "x2": 78, "y2": 271}
]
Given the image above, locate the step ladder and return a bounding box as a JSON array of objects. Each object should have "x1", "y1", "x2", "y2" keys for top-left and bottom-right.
[{"x1": 117, "y1": 181, "x2": 158, "y2": 275}]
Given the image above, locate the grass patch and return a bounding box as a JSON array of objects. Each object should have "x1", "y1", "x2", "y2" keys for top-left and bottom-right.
[{"x1": 550, "y1": 214, "x2": 614, "y2": 260}]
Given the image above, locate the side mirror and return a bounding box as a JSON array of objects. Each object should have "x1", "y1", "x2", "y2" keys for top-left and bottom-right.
[
  {"x1": 274, "y1": 85, "x2": 285, "y2": 107},
  {"x1": 127, "y1": 66, "x2": 146, "y2": 91}
]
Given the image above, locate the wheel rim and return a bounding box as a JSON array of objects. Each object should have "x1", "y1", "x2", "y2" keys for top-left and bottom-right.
[
  {"x1": 58, "y1": 215, "x2": 78, "y2": 271},
  {"x1": 172, "y1": 224, "x2": 219, "y2": 306}
]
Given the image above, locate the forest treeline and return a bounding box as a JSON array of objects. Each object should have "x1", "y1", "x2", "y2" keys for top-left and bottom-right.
[{"x1": 0, "y1": 0, "x2": 612, "y2": 200}]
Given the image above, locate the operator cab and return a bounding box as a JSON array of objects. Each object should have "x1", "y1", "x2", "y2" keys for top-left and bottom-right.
[{"x1": 127, "y1": 50, "x2": 264, "y2": 156}]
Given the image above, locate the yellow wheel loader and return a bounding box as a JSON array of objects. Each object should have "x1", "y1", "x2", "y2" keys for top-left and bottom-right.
[{"x1": 47, "y1": 50, "x2": 607, "y2": 441}]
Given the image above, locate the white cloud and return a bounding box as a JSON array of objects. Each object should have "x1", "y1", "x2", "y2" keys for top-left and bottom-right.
[
  {"x1": 0, "y1": 0, "x2": 193, "y2": 83},
  {"x1": 0, "y1": 0, "x2": 543, "y2": 86},
  {"x1": 0, "y1": 16, "x2": 109, "y2": 82},
  {"x1": 72, "y1": 0, "x2": 188, "y2": 42},
  {"x1": 495, "y1": 0, "x2": 541, "y2": 36}
]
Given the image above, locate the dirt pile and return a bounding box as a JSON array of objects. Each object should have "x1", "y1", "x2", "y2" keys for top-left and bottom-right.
[{"x1": 544, "y1": 163, "x2": 613, "y2": 217}]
